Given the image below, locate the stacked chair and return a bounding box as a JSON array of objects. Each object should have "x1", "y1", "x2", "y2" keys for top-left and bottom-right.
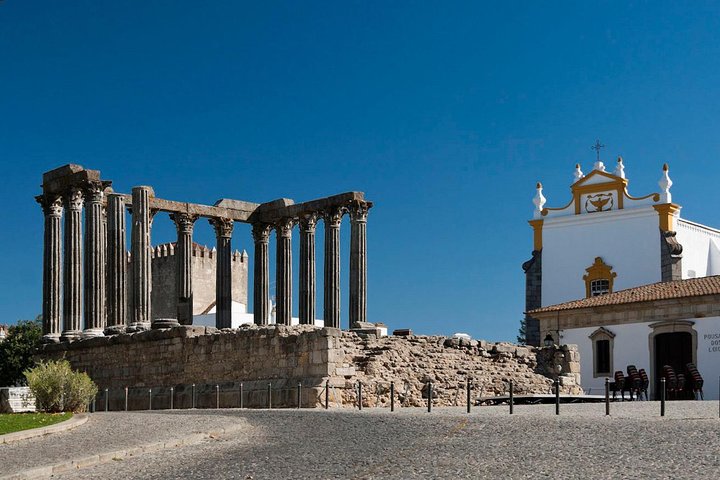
[
  {"x1": 637, "y1": 368, "x2": 650, "y2": 401},
  {"x1": 685, "y1": 363, "x2": 704, "y2": 400},
  {"x1": 626, "y1": 365, "x2": 644, "y2": 401}
]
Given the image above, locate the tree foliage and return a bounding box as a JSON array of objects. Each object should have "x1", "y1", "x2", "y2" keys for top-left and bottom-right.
[
  {"x1": 0, "y1": 316, "x2": 42, "y2": 387},
  {"x1": 517, "y1": 317, "x2": 527, "y2": 345}
]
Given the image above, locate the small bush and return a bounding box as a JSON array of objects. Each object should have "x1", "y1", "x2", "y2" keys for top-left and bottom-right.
[{"x1": 24, "y1": 360, "x2": 98, "y2": 413}]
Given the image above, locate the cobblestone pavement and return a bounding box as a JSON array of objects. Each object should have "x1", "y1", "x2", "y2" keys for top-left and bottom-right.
[{"x1": 15, "y1": 402, "x2": 720, "y2": 479}]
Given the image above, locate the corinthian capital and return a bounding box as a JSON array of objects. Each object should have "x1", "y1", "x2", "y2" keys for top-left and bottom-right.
[
  {"x1": 37, "y1": 195, "x2": 63, "y2": 218},
  {"x1": 251, "y1": 223, "x2": 272, "y2": 243},
  {"x1": 64, "y1": 188, "x2": 84, "y2": 211},
  {"x1": 299, "y1": 212, "x2": 319, "y2": 233},
  {"x1": 170, "y1": 212, "x2": 198, "y2": 235},
  {"x1": 210, "y1": 217, "x2": 234, "y2": 239},
  {"x1": 322, "y1": 206, "x2": 345, "y2": 228},
  {"x1": 84, "y1": 182, "x2": 105, "y2": 205},
  {"x1": 276, "y1": 217, "x2": 295, "y2": 238},
  {"x1": 349, "y1": 201, "x2": 370, "y2": 223}
]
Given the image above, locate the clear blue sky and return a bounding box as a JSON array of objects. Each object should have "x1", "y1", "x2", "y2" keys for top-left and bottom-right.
[{"x1": 2, "y1": 1, "x2": 720, "y2": 341}]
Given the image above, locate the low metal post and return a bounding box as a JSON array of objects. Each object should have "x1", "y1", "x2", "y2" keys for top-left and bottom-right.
[
  {"x1": 267, "y1": 383, "x2": 272, "y2": 409},
  {"x1": 91, "y1": 397, "x2": 96, "y2": 413},
  {"x1": 297, "y1": 383, "x2": 302, "y2": 409},
  {"x1": 124, "y1": 386, "x2": 129, "y2": 412},
  {"x1": 239, "y1": 383, "x2": 244, "y2": 409},
  {"x1": 216, "y1": 385, "x2": 220, "y2": 409},
  {"x1": 605, "y1": 378, "x2": 610, "y2": 416},
  {"x1": 170, "y1": 387, "x2": 174, "y2": 410},
  {"x1": 358, "y1": 381, "x2": 363, "y2": 411},
  {"x1": 555, "y1": 378, "x2": 561, "y2": 414},
  {"x1": 105, "y1": 388, "x2": 109, "y2": 412},
  {"x1": 390, "y1": 381, "x2": 395, "y2": 412},
  {"x1": 509, "y1": 381, "x2": 514, "y2": 415},
  {"x1": 325, "y1": 380, "x2": 329, "y2": 410},
  {"x1": 466, "y1": 379, "x2": 471, "y2": 414},
  {"x1": 427, "y1": 382, "x2": 432, "y2": 413},
  {"x1": 661, "y1": 377, "x2": 666, "y2": 417},
  {"x1": 192, "y1": 384, "x2": 196, "y2": 409},
  {"x1": 149, "y1": 388, "x2": 152, "y2": 411}
]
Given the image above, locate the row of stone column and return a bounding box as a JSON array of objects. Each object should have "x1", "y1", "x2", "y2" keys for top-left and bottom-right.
[{"x1": 251, "y1": 201, "x2": 369, "y2": 329}]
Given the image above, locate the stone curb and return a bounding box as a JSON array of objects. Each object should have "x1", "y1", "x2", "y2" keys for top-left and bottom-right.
[
  {"x1": 0, "y1": 414, "x2": 89, "y2": 445},
  {"x1": 0, "y1": 422, "x2": 246, "y2": 480}
]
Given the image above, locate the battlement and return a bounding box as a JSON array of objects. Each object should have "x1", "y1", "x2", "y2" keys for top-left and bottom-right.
[{"x1": 126, "y1": 242, "x2": 248, "y2": 262}]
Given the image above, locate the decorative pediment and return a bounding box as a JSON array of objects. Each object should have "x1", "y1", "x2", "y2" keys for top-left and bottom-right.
[
  {"x1": 572, "y1": 169, "x2": 627, "y2": 189},
  {"x1": 589, "y1": 326, "x2": 616, "y2": 340}
]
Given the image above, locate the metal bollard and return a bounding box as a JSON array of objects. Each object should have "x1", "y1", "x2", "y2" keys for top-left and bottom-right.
[
  {"x1": 267, "y1": 383, "x2": 272, "y2": 409},
  {"x1": 358, "y1": 382, "x2": 363, "y2": 411},
  {"x1": 660, "y1": 377, "x2": 666, "y2": 417},
  {"x1": 427, "y1": 382, "x2": 432, "y2": 413},
  {"x1": 297, "y1": 383, "x2": 302, "y2": 409},
  {"x1": 325, "y1": 380, "x2": 329, "y2": 410},
  {"x1": 466, "y1": 379, "x2": 471, "y2": 414},
  {"x1": 554, "y1": 379, "x2": 560, "y2": 415},
  {"x1": 149, "y1": 388, "x2": 152, "y2": 411},
  {"x1": 509, "y1": 381, "x2": 514, "y2": 415},
  {"x1": 125, "y1": 387, "x2": 129, "y2": 412},
  {"x1": 91, "y1": 397, "x2": 96, "y2": 413},
  {"x1": 605, "y1": 378, "x2": 610, "y2": 416},
  {"x1": 216, "y1": 385, "x2": 220, "y2": 409},
  {"x1": 239, "y1": 383, "x2": 244, "y2": 409},
  {"x1": 390, "y1": 381, "x2": 395, "y2": 412},
  {"x1": 192, "y1": 384, "x2": 196, "y2": 409},
  {"x1": 105, "y1": 388, "x2": 109, "y2": 412},
  {"x1": 170, "y1": 387, "x2": 174, "y2": 410}
]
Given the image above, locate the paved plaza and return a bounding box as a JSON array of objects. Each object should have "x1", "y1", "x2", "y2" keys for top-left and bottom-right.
[{"x1": 2, "y1": 402, "x2": 719, "y2": 479}]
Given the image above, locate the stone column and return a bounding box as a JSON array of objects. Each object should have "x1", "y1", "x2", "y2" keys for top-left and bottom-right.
[
  {"x1": 349, "y1": 202, "x2": 369, "y2": 327},
  {"x1": 106, "y1": 194, "x2": 127, "y2": 334},
  {"x1": 38, "y1": 196, "x2": 63, "y2": 343},
  {"x1": 275, "y1": 218, "x2": 294, "y2": 326},
  {"x1": 62, "y1": 188, "x2": 84, "y2": 341},
  {"x1": 252, "y1": 223, "x2": 272, "y2": 325},
  {"x1": 171, "y1": 213, "x2": 198, "y2": 325},
  {"x1": 130, "y1": 186, "x2": 154, "y2": 331},
  {"x1": 323, "y1": 206, "x2": 344, "y2": 329},
  {"x1": 211, "y1": 217, "x2": 234, "y2": 329},
  {"x1": 83, "y1": 183, "x2": 106, "y2": 337},
  {"x1": 299, "y1": 213, "x2": 317, "y2": 325}
]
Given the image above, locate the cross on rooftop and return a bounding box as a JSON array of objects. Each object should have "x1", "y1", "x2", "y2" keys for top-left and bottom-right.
[{"x1": 591, "y1": 139, "x2": 605, "y2": 162}]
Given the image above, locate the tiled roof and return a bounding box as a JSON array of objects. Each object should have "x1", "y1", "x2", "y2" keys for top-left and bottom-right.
[{"x1": 528, "y1": 275, "x2": 720, "y2": 314}]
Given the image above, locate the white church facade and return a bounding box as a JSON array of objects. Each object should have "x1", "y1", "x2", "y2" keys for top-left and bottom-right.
[{"x1": 524, "y1": 156, "x2": 720, "y2": 400}]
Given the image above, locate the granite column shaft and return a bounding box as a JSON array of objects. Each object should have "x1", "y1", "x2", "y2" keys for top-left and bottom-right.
[
  {"x1": 323, "y1": 207, "x2": 343, "y2": 329},
  {"x1": 40, "y1": 196, "x2": 63, "y2": 342},
  {"x1": 83, "y1": 183, "x2": 106, "y2": 337},
  {"x1": 172, "y1": 213, "x2": 197, "y2": 325},
  {"x1": 130, "y1": 186, "x2": 154, "y2": 329},
  {"x1": 252, "y1": 224, "x2": 271, "y2": 325},
  {"x1": 349, "y1": 202, "x2": 369, "y2": 326},
  {"x1": 62, "y1": 188, "x2": 84, "y2": 341},
  {"x1": 299, "y1": 214, "x2": 317, "y2": 325},
  {"x1": 106, "y1": 194, "x2": 127, "y2": 333},
  {"x1": 275, "y1": 219, "x2": 293, "y2": 326},
  {"x1": 211, "y1": 218, "x2": 234, "y2": 329}
]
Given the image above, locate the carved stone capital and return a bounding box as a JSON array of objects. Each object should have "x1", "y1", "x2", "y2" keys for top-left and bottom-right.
[
  {"x1": 171, "y1": 212, "x2": 198, "y2": 235},
  {"x1": 64, "y1": 188, "x2": 84, "y2": 211},
  {"x1": 322, "y1": 206, "x2": 345, "y2": 228},
  {"x1": 84, "y1": 182, "x2": 105, "y2": 206},
  {"x1": 210, "y1": 217, "x2": 234, "y2": 239},
  {"x1": 276, "y1": 217, "x2": 295, "y2": 238},
  {"x1": 349, "y1": 201, "x2": 370, "y2": 223},
  {"x1": 252, "y1": 223, "x2": 272, "y2": 243},
  {"x1": 299, "y1": 212, "x2": 318, "y2": 233},
  {"x1": 38, "y1": 196, "x2": 63, "y2": 218}
]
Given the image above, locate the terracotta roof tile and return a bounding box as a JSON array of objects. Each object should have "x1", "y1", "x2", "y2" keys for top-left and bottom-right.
[{"x1": 528, "y1": 276, "x2": 720, "y2": 314}]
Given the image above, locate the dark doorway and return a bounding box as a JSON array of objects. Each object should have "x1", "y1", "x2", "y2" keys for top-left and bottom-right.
[{"x1": 654, "y1": 332, "x2": 693, "y2": 399}]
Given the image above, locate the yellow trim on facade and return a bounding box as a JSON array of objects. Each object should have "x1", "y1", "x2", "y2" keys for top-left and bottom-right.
[
  {"x1": 582, "y1": 257, "x2": 617, "y2": 298},
  {"x1": 571, "y1": 175, "x2": 628, "y2": 215},
  {"x1": 653, "y1": 203, "x2": 681, "y2": 231},
  {"x1": 528, "y1": 219, "x2": 543, "y2": 251}
]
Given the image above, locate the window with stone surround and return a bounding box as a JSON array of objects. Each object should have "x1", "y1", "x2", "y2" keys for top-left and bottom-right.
[
  {"x1": 589, "y1": 327, "x2": 615, "y2": 377},
  {"x1": 583, "y1": 257, "x2": 616, "y2": 298}
]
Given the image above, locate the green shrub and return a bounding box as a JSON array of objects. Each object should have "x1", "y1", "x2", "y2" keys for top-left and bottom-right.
[{"x1": 24, "y1": 360, "x2": 98, "y2": 413}]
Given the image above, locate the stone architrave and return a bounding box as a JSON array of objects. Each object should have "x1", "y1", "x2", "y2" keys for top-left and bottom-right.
[
  {"x1": 171, "y1": 213, "x2": 198, "y2": 325},
  {"x1": 38, "y1": 195, "x2": 63, "y2": 342},
  {"x1": 275, "y1": 218, "x2": 294, "y2": 326},
  {"x1": 252, "y1": 223, "x2": 272, "y2": 325},
  {"x1": 299, "y1": 213, "x2": 318, "y2": 325},
  {"x1": 349, "y1": 201, "x2": 369, "y2": 327},
  {"x1": 211, "y1": 217, "x2": 234, "y2": 329},
  {"x1": 62, "y1": 188, "x2": 84, "y2": 341},
  {"x1": 130, "y1": 186, "x2": 154, "y2": 331},
  {"x1": 83, "y1": 183, "x2": 106, "y2": 337},
  {"x1": 106, "y1": 194, "x2": 127, "y2": 334},
  {"x1": 323, "y1": 206, "x2": 344, "y2": 329}
]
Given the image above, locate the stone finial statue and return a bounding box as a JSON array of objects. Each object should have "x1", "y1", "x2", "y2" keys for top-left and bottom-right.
[
  {"x1": 533, "y1": 182, "x2": 546, "y2": 219},
  {"x1": 573, "y1": 163, "x2": 584, "y2": 182},
  {"x1": 593, "y1": 161, "x2": 606, "y2": 172},
  {"x1": 614, "y1": 156, "x2": 626, "y2": 179},
  {"x1": 659, "y1": 163, "x2": 673, "y2": 203}
]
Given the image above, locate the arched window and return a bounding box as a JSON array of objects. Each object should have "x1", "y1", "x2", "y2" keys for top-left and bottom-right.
[
  {"x1": 583, "y1": 257, "x2": 617, "y2": 298},
  {"x1": 589, "y1": 327, "x2": 615, "y2": 377}
]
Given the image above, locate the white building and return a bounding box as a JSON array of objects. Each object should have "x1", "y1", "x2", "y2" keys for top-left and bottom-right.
[{"x1": 524, "y1": 156, "x2": 720, "y2": 399}]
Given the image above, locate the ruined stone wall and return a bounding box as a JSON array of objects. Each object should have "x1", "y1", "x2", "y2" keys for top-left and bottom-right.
[{"x1": 39, "y1": 326, "x2": 581, "y2": 409}]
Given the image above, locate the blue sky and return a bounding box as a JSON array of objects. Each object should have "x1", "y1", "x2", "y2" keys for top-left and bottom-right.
[{"x1": 2, "y1": 1, "x2": 720, "y2": 341}]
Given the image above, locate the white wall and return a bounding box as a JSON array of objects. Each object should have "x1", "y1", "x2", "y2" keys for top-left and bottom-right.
[
  {"x1": 542, "y1": 207, "x2": 661, "y2": 306},
  {"x1": 676, "y1": 219, "x2": 720, "y2": 278},
  {"x1": 562, "y1": 317, "x2": 720, "y2": 400}
]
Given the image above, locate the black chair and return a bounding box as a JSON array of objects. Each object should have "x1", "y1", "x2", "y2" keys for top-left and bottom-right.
[
  {"x1": 638, "y1": 368, "x2": 650, "y2": 401},
  {"x1": 686, "y1": 363, "x2": 704, "y2": 400}
]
